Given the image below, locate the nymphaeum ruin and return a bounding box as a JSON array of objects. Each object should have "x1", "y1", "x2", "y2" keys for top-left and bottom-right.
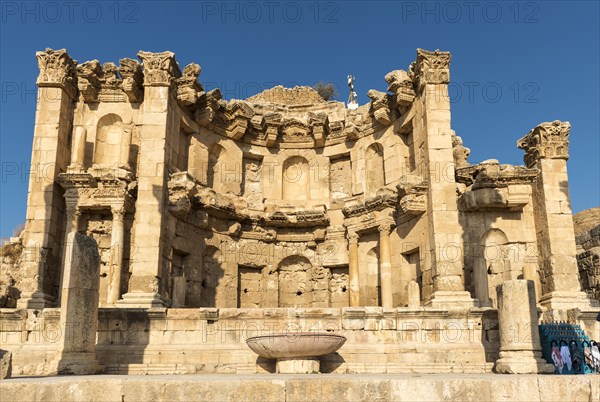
[{"x1": 0, "y1": 47, "x2": 598, "y2": 377}]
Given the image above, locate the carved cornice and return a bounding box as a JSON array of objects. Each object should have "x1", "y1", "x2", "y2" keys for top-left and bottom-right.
[
  {"x1": 395, "y1": 176, "x2": 428, "y2": 222},
  {"x1": 517, "y1": 120, "x2": 570, "y2": 168},
  {"x1": 455, "y1": 162, "x2": 537, "y2": 189},
  {"x1": 342, "y1": 190, "x2": 397, "y2": 218},
  {"x1": 265, "y1": 209, "x2": 329, "y2": 227},
  {"x1": 59, "y1": 172, "x2": 135, "y2": 214},
  {"x1": 76, "y1": 60, "x2": 101, "y2": 103},
  {"x1": 119, "y1": 58, "x2": 144, "y2": 102},
  {"x1": 176, "y1": 63, "x2": 204, "y2": 107},
  {"x1": 367, "y1": 89, "x2": 398, "y2": 125},
  {"x1": 385, "y1": 69, "x2": 416, "y2": 108},
  {"x1": 137, "y1": 50, "x2": 181, "y2": 87},
  {"x1": 35, "y1": 48, "x2": 77, "y2": 97}
]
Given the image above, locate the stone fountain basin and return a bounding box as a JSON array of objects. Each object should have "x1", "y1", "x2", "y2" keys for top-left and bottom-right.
[{"x1": 246, "y1": 333, "x2": 346, "y2": 359}]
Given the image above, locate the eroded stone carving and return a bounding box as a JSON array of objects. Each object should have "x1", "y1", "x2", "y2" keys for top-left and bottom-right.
[
  {"x1": 118, "y1": 58, "x2": 143, "y2": 102},
  {"x1": 137, "y1": 50, "x2": 181, "y2": 87},
  {"x1": 36, "y1": 48, "x2": 77, "y2": 96},
  {"x1": 517, "y1": 120, "x2": 570, "y2": 168}
]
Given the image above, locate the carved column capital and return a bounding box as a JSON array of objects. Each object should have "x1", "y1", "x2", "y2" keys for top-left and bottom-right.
[
  {"x1": 65, "y1": 203, "x2": 81, "y2": 222},
  {"x1": 517, "y1": 120, "x2": 570, "y2": 168},
  {"x1": 111, "y1": 206, "x2": 126, "y2": 221},
  {"x1": 412, "y1": 48, "x2": 451, "y2": 89},
  {"x1": 35, "y1": 48, "x2": 77, "y2": 97},
  {"x1": 347, "y1": 231, "x2": 359, "y2": 245},
  {"x1": 378, "y1": 222, "x2": 393, "y2": 235},
  {"x1": 137, "y1": 50, "x2": 181, "y2": 87}
]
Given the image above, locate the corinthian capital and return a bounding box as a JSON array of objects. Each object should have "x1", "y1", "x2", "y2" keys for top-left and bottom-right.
[
  {"x1": 412, "y1": 48, "x2": 451, "y2": 89},
  {"x1": 137, "y1": 50, "x2": 181, "y2": 87},
  {"x1": 35, "y1": 48, "x2": 77, "y2": 96},
  {"x1": 517, "y1": 120, "x2": 570, "y2": 168}
]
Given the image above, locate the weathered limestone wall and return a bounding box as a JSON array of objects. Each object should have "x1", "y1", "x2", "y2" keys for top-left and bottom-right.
[
  {"x1": 0, "y1": 307, "x2": 498, "y2": 376},
  {"x1": 2, "y1": 373, "x2": 599, "y2": 402}
]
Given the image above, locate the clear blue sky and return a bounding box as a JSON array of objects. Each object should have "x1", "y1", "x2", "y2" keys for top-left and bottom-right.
[{"x1": 1, "y1": 1, "x2": 599, "y2": 237}]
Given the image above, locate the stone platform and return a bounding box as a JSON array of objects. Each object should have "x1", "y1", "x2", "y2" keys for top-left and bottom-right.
[{"x1": 1, "y1": 374, "x2": 599, "y2": 401}]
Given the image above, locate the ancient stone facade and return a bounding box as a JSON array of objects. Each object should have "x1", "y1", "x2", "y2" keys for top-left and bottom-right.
[{"x1": 1, "y1": 47, "x2": 598, "y2": 376}]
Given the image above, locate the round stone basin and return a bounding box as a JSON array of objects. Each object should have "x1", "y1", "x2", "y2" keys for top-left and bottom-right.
[{"x1": 246, "y1": 332, "x2": 346, "y2": 359}]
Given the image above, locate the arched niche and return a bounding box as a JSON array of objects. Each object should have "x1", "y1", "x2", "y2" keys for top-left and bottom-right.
[
  {"x1": 207, "y1": 143, "x2": 227, "y2": 193},
  {"x1": 94, "y1": 114, "x2": 131, "y2": 169},
  {"x1": 200, "y1": 246, "x2": 225, "y2": 307},
  {"x1": 277, "y1": 255, "x2": 312, "y2": 307},
  {"x1": 365, "y1": 143, "x2": 385, "y2": 193},
  {"x1": 475, "y1": 228, "x2": 509, "y2": 307},
  {"x1": 282, "y1": 156, "x2": 309, "y2": 201}
]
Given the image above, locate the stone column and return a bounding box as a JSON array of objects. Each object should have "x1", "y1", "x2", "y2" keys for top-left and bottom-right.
[
  {"x1": 54, "y1": 232, "x2": 100, "y2": 375},
  {"x1": 495, "y1": 280, "x2": 554, "y2": 374},
  {"x1": 107, "y1": 206, "x2": 125, "y2": 305},
  {"x1": 67, "y1": 126, "x2": 86, "y2": 173},
  {"x1": 118, "y1": 51, "x2": 180, "y2": 307},
  {"x1": 517, "y1": 121, "x2": 594, "y2": 310},
  {"x1": 348, "y1": 231, "x2": 360, "y2": 307},
  {"x1": 57, "y1": 203, "x2": 81, "y2": 306},
  {"x1": 415, "y1": 48, "x2": 475, "y2": 309},
  {"x1": 379, "y1": 223, "x2": 394, "y2": 308},
  {"x1": 18, "y1": 48, "x2": 77, "y2": 309}
]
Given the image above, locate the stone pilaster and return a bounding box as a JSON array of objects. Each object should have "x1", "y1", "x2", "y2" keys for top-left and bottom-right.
[
  {"x1": 18, "y1": 49, "x2": 77, "y2": 309},
  {"x1": 118, "y1": 51, "x2": 180, "y2": 307},
  {"x1": 414, "y1": 49, "x2": 475, "y2": 309},
  {"x1": 347, "y1": 231, "x2": 360, "y2": 307},
  {"x1": 517, "y1": 121, "x2": 595, "y2": 310},
  {"x1": 378, "y1": 223, "x2": 394, "y2": 308}
]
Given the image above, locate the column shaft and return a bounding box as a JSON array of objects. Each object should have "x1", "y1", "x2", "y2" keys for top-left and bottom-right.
[
  {"x1": 379, "y1": 224, "x2": 393, "y2": 308},
  {"x1": 348, "y1": 232, "x2": 360, "y2": 307},
  {"x1": 107, "y1": 208, "x2": 125, "y2": 305}
]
